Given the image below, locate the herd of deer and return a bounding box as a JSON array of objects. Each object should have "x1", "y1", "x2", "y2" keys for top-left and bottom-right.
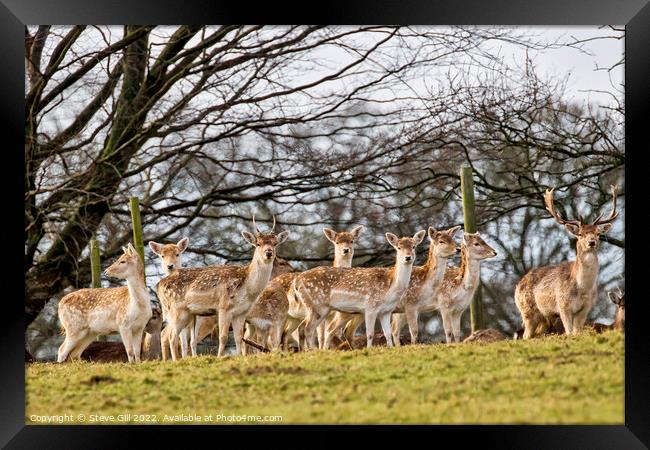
[{"x1": 56, "y1": 186, "x2": 623, "y2": 363}]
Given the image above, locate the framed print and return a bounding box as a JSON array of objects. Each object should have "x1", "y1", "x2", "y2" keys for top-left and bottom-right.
[{"x1": 5, "y1": 0, "x2": 649, "y2": 447}]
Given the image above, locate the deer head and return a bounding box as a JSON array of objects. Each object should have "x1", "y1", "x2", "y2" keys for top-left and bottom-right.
[
  {"x1": 242, "y1": 214, "x2": 289, "y2": 264},
  {"x1": 148, "y1": 237, "x2": 189, "y2": 275},
  {"x1": 323, "y1": 225, "x2": 365, "y2": 261},
  {"x1": 608, "y1": 287, "x2": 625, "y2": 308},
  {"x1": 428, "y1": 225, "x2": 462, "y2": 258},
  {"x1": 544, "y1": 185, "x2": 619, "y2": 253},
  {"x1": 105, "y1": 243, "x2": 143, "y2": 280},
  {"x1": 386, "y1": 230, "x2": 426, "y2": 265},
  {"x1": 462, "y1": 232, "x2": 497, "y2": 260}
]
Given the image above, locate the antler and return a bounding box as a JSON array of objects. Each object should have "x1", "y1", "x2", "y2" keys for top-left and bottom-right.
[
  {"x1": 592, "y1": 185, "x2": 619, "y2": 226},
  {"x1": 252, "y1": 213, "x2": 261, "y2": 234},
  {"x1": 252, "y1": 214, "x2": 276, "y2": 234},
  {"x1": 543, "y1": 188, "x2": 582, "y2": 227}
]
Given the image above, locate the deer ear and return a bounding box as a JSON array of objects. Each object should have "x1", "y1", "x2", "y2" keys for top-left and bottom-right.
[
  {"x1": 427, "y1": 227, "x2": 438, "y2": 241},
  {"x1": 564, "y1": 223, "x2": 580, "y2": 236},
  {"x1": 122, "y1": 246, "x2": 128, "y2": 254},
  {"x1": 323, "y1": 228, "x2": 337, "y2": 243},
  {"x1": 446, "y1": 225, "x2": 462, "y2": 236},
  {"x1": 149, "y1": 241, "x2": 163, "y2": 255},
  {"x1": 413, "y1": 230, "x2": 426, "y2": 246},
  {"x1": 241, "y1": 231, "x2": 257, "y2": 246},
  {"x1": 599, "y1": 223, "x2": 613, "y2": 234},
  {"x1": 276, "y1": 231, "x2": 289, "y2": 245},
  {"x1": 350, "y1": 225, "x2": 365, "y2": 240},
  {"x1": 385, "y1": 232, "x2": 399, "y2": 248},
  {"x1": 176, "y1": 237, "x2": 189, "y2": 253}
]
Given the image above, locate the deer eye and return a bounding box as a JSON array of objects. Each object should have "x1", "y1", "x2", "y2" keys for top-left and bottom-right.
[
  {"x1": 175, "y1": 254, "x2": 179, "y2": 257},
  {"x1": 120, "y1": 260, "x2": 126, "y2": 264}
]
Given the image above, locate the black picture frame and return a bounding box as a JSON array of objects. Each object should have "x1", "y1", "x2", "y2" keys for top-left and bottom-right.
[{"x1": 6, "y1": 0, "x2": 647, "y2": 447}]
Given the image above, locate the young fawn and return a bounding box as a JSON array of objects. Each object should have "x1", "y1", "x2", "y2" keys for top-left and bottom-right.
[
  {"x1": 514, "y1": 186, "x2": 619, "y2": 338},
  {"x1": 57, "y1": 243, "x2": 152, "y2": 363},
  {"x1": 157, "y1": 217, "x2": 288, "y2": 359},
  {"x1": 293, "y1": 230, "x2": 426, "y2": 349},
  {"x1": 437, "y1": 232, "x2": 497, "y2": 343},
  {"x1": 391, "y1": 225, "x2": 461, "y2": 345},
  {"x1": 246, "y1": 226, "x2": 364, "y2": 353},
  {"x1": 149, "y1": 238, "x2": 197, "y2": 359},
  {"x1": 606, "y1": 287, "x2": 625, "y2": 331}
]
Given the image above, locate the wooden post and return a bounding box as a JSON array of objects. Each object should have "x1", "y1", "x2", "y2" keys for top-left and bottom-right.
[
  {"x1": 90, "y1": 238, "x2": 101, "y2": 288},
  {"x1": 129, "y1": 197, "x2": 146, "y2": 276},
  {"x1": 460, "y1": 166, "x2": 484, "y2": 331}
]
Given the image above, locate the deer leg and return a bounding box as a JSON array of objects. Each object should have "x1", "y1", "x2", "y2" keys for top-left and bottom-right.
[
  {"x1": 270, "y1": 322, "x2": 284, "y2": 351},
  {"x1": 131, "y1": 328, "x2": 145, "y2": 363},
  {"x1": 379, "y1": 312, "x2": 394, "y2": 347},
  {"x1": 572, "y1": 307, "x2": 589, "y2": 335},
  {"x1": 257, "y1": 327, "x2": 270, "y2": 352},
  {"x1": 451, "y1": 313, "x2": 463, "y2": 342},
  {"x1": 119, "y1": 326, "x2": 135, "y2": 363},
  {"x1": 391, "y1": 313, "x2": 405, "y2": 347},
  {"x1": 243, "y1": 322, "x2": 255, "y2": 355},
  {"x1": 179, "y1": 327, "x2": 190, "y2": 358},
  {"x1": 217, "y1": 310, "x2": 233, "y2": 357},
  {"x1": 317, "y1": 319, "x2": 327, "y2": 350},
  {"x1": 160, "y1": 326, "x2": 170, "y2": 361},
  {"x1": 405, "y1": 307, "x2": 419, "y2": 345},
  {"x1": 324, "y1": 312, "x2": 346, "y2": 349},
  {"x1": 365, "y1": 310, "x2": 379, "y2": 348},
  {"x1": 189, "y1": 316, "x2": 198, "y2": 357},
  {"x1": 231, "y1": 314, "x2": 246, "y2": 356},
  {"x1": 344, "y1": 314, "x2": 363, "y2": 344},
  {"x1": 67, "y1": 332, "x2": 94, "y2": 361},
  {"x1": 440, "y1": 310, "x2": 453, "y2": 344},
  {"x1": 283, "y1": 318, "x2": 300, "y2": 351},
  {"x1": 304, "y1": 307, "x2": 327, "y2": 350},
  {"x1": 558, "y1": 308, "x2": 574, "y2": 335}
]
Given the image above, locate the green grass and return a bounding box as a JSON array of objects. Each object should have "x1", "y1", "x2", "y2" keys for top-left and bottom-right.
[{"x1": 26, "y1": 330, "x2": 624, "y2": 424}]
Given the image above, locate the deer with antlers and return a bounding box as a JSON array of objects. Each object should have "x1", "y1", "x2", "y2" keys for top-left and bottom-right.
[
  {"x1": 57, "y1": 243, "x2": 152, "y2": 363},
  {"x1": 292, "y1": 230, "x2": 426, "y2": 349},
  {"x1": 390, "y1": 225, "x2": 461, "y2": 346},
  {"x1": 156, "y1": 216, "x2": 288, "y2": 359},
  {"x1": 514, "y1": 185, "x2": 619, "y2": 338},
  {"x1": 245, "y1": 226, "x2": 365, "y2": 353}
]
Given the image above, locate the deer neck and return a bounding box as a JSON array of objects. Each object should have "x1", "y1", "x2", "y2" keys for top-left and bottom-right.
[
  {"x1": 245, "y1": 252, "x2": 274, "y2": 294},
  {"x1": 333, "y1": 253, "x2": 352, "y2": 268},
  {"x1": 390, "y1": 258, "x2": 414, "y2": 293},
  {"x1": 420, "y1": 248, "x2": 447, "y2": 294},
  {"x1": 458, "y1": 245, "x2": 481, "y2": 292},
  {"x1": 573, "y1": 246, "x2": 599, "y2": 291},
  {"x1": 125, "y1": 273, "x2": 149, "y2": 309},
  {"x1": 614, "y1": 308, "x2": 625, "y2": 330}
]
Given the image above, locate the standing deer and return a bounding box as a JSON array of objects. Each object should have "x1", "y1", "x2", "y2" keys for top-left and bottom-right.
[
  {"x1": 390, "y1": 225, "x2": 461, "y2": 345},
  {"x1": 293, "y1": 230, "x2": 426, "y2": 349},
  {"x1": 57, "y1": 243, "x2": 152, "y2": 363},
  {"x1": 514, "y1": 185, "x2": 619, "y2": 338},
  {"x1": 246, "y1": 226, "x2": 364, "y2": 353},
  {"x1": 148, "y1": 237, "x2": 196, "y2": 359},
  {"x1": 608, "y1": 287, "x2": 625, "y2": 331},
  {"x1": 437, "y1": 232, "x2": 497, "y2": 343},
  {"x1": 157, "y1": 217, "x2": 288, "y2": 359}
]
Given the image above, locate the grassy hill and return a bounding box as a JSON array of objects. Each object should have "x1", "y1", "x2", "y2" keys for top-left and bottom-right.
[{"x1": 26, "y1": 330, "x2": 624, "y2": 424}]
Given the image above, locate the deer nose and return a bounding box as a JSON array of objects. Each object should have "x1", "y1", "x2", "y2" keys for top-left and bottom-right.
[
  {"x1": 167, "y1": 264, "x2": 174, "y2": 270},
  {"x1": 265, "y1": 251, "x2": 274, "y2": 258},
  {"x1": 342, "y1": 248, "x2": 350, "y2": 254},
  {"x1": 405, "y1": 255, "x2": 412, "y2": 262},
  {"x1": 588, "y1": 240, "x2": 597, "y2": 248},
  {"x1": 455, "y1": 247, "x2": 461, "y2": 254}
]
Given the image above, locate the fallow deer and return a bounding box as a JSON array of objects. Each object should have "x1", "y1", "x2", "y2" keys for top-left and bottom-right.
[
  {"x1": 157, "y1": 217, "x2": 288, "y2": 359},
  {"x1": 609, "y1": 287, "x2": 625, "y2": 331},
  {"x1": 436, "y1": 232, "x2": 497, "y2": 343},
  {"x1": 514, "y1": 186, "x2": 619, "y2": 338},
  {"x1": 57, "y1": 243, "x2": 152, "y2": 363},
  {"x1": 246, "y1": 226, "x2": 364, "y2": 353},
  {"x1": 390, "y1": 225, "x2": 461, "y2": 346},
  {"x1": 149, "y1": 237, "x2": 197, "y2": 359},
  {"x1": 292, "y1": 230, "x2": 426, "y2": 349}
]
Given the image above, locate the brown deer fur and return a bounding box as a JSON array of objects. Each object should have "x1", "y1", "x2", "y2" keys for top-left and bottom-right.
[{"x1": 514, "y1": 186, "x2": 618, "y2": 338}]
